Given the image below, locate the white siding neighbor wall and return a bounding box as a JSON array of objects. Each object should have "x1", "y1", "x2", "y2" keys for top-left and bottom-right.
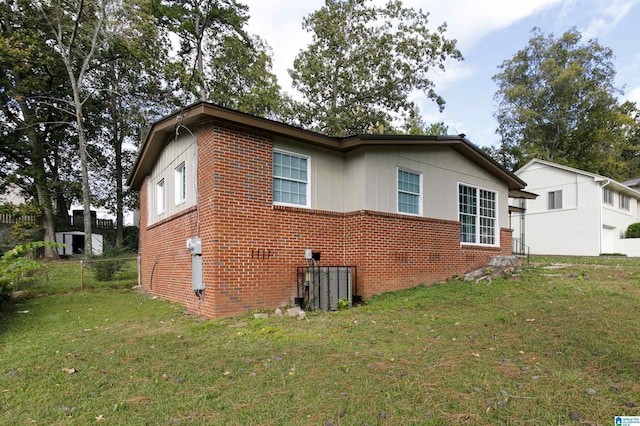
[{"x1": 515, "y1": 159, "x2": 640, "y2": 256}]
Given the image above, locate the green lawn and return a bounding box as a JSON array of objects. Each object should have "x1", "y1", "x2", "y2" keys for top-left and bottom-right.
[{"x1": 1, "y1": 256, "x2": 639, "y2": 425}]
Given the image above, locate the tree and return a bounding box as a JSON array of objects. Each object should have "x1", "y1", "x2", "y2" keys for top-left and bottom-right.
[
  {"x1": 206, "y1": 34, "x2": 283, "y2": 117},
  {"x1": 89, "y1": 0, "x2": 177, "y2": 247},
  {"x1": 36, "y1": 0, "x2": 121, "y2": 257},
  {"x1": 151, "y1": 0, "x2": 249, "y2": 102},
  {"x1": 0, "y1": 0, "x2": 75, "y2": 258},
  {"x1": 289, "y1": 0, "x2": 462, "y2": 137},
  {"x1": 402, "y1": 105, "x2": 449, "y2": 135},
  {"x1": 492, "y1": 27, "x2": 635, "y2": 176}
]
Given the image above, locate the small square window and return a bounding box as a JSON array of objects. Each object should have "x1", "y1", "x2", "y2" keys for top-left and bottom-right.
[{"x1": 548, "y1": 190, "x2": 562, "y2": 210}]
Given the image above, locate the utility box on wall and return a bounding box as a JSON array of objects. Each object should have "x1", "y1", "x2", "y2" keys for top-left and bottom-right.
[{"x1": 186, "y1": 237, "x2": 204, "y2": 292}]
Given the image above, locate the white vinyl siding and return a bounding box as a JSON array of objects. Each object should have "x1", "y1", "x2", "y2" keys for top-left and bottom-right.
[
  {"x1": 397, "y1": 168, "x2": 422, "y2": 215},
  {"x1": 273, "y1": 150, "x2": 310, "y2": 207}
]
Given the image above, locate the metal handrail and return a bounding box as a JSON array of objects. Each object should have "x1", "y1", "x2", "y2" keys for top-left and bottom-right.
[{"x1": 512, "y1": 238, "x2": 530, "y2": 265}]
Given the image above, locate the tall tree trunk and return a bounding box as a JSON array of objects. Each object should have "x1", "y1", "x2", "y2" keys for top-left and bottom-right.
[
  {"x1": 68, "y1": 76, "x2": 93, "y2": 258},
  {"x1": 76, "y1": 106, "x2": 93, "y2": 258},
  {"x1": 196, "y1": 14, "x2": 207, "y2": 101},
  {"x1": 109, "y1": 77, "x2": 124, "y2": 247},
  {"x1": 17, "y1": 99, "x2": 59, "y2": 259}
]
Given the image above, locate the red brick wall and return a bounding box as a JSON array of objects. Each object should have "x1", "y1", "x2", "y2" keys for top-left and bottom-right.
[{"x1": 137, "y1": 121, "x2": 515, "y2": 318}]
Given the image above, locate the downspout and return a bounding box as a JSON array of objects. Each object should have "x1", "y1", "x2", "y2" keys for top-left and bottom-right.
[{"x1": 598, "y1": 179, "x2": 611, "y2": 255}]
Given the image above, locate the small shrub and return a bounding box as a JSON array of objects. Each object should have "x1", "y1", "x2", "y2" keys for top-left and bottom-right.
[
  {"x1": 337, "y1": 298, "x2": 351, "y2": 310},
  {"x1": 89, "y1": 242, "x2": 131, "y2": 281},
  {"x1": 625, "y1": 222, "x2": 640, "y2": 238},
  {"x1": 0, "y1": 241, "x2": 60, "y2": 305}
]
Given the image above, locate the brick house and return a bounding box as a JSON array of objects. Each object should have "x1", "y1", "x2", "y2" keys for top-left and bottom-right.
[{"x1": 127, "y1": 102, "x2": 528, "y2": 318}]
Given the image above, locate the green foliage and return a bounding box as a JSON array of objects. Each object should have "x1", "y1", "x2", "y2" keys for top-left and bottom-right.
[
  {"x1": 0, "y1": 203, "x2": 43, "y2": 244},
  {"x1": 88, "y1": 242, "x2": 132, "y2": 281},
  {"x1": 337, "y1": 298, "x2": 350, "y2": 310},
  {"x1": 206, "y1": 34, "x2": 284, "y2": 117},
  {"x1": 289, "y1": 0, "x2": 462, "y2": 136},
  {"x1": 0, "y1": 241, "x2": 60, "y2": 304},
  {"x1": 625, "y1": 222, "x2": 640, "y2": 238},
  {"x1": 401, "y1": 105, "x2": 449, "y2": 135},
  {"x1": 151, "y1": 0, "x2": 250, "y2": 101},
  {"x1": 123, "y1": 226, "x2": 139, "y2": 251},
  {"x1": 492, "y1": 27, "x2": 637, "y2": 176}
]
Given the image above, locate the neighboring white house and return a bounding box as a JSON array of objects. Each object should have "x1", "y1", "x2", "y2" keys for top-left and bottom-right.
[{"x1": 512, "y1": 159, "x2": 640, "y2": 256}]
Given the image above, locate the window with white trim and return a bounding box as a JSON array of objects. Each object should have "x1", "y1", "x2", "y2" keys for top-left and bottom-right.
[
  {"x1": 620, "y1": 193, "x2": 630, "y2": 210},
  {"x1": 603, "y1": 187, "x2": 614, "y2": 205},
  {"x1": 548, "y1": 190, "x2": 562, "y2": 210},
  {"x1": 273, "y1": 150, "x2": 309, "y2": 207},
  {"x1": 458, "y1": 184, "x2": 497, "y2": 245},
  {"x1": 397, "y1": 169, "x2": 421, "y2": 215},
  {"x1": 175, "y1": 162, "x2": 186, "y2": 204},
  {"x1": 157, "y1": 179, "x2": 165, "y2": 214}
]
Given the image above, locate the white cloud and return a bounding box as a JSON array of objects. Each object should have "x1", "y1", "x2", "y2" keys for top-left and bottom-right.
[
  {"x1": 581, "y1": 0, "x2": 638, "y2": 39},
  {"x1": 428, "y1": 61, "x2": 474, "y2": 90},
  {"x1": 625, "y1": 86, "x2": 640, "y2": 105},
  {"x1": 401, "y1": 0, "x2": 565, "y2": 49}
]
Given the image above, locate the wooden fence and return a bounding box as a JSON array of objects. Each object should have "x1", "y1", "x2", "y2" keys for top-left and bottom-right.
[{"x1": 0, "y1": 213, "x2": 114, "y2": 229}]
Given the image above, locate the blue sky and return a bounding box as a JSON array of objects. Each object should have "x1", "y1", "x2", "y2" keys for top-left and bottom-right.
[{"x1": 242, "y1": 0, "x2": 640, "y2": 148}]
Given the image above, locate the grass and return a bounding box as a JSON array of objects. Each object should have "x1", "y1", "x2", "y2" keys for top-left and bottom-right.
[
  {"x1": 1, "y1": 256, "x2": 639, "y2": 425},
  {"x1": 19, "y1": 257, "x2": 139, "y2": 294}
]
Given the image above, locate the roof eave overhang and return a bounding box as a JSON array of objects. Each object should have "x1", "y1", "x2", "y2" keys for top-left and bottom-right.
[{"x1": 127, "y1": 102, "x2": 527, "y2": 193}]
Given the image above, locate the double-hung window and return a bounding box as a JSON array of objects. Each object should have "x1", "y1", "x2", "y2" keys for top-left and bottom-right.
[
  {"x1": 459, "y1": 184, "x2": 497, "y2": 245},
  {"x1": 157, "y1": 178, "x2": 165, "y2": 214},
  {"x1": 620, "y1": 193, "x2": 630, "y2": 211},
  {"x1": 397, "y1": 169, "x2": 422, "y2": 215},
  {"x1": 273, "y1": 150, "x2": 309, "y2": 207},
  {"x1": 175, "y1": 162, "x2": 186, "y2": 204},
  {"x1": 603, "y1": 187, "x2": 614, "y2": 205},
  {"x1": 548, "y1": 190, "x2": 563, "y2": 210}
]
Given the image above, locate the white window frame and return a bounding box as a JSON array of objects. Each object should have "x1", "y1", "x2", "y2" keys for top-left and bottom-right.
[
  {"x1": 458, "y1": 183, "x2": 498, "y2": 246},
  {"x1": 157, "y1": 178, "x2": 165, "y2": 214},
  {"x1": 272, "y1": 149, "x2": 310, "y2": 208},
  {"x1": 397, "y1": 167, "x2": 422, "y2": 216},
  {"x1": 175, "y1": 162, "x2": 186, "y2": 205},
  {"x1": 603, "y1": 187, "x2": 614, "y2": 205},
  {"x1": 548, "y1": 190, "x2": 563, "y2": 210},
  {"x1": 619, "y1": 193, "x2": 630, "y2": 211}
]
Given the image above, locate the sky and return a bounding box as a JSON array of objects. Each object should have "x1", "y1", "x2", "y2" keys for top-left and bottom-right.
[{"x1": 242, "y1": 0, "x2": 640, "y2": 149}]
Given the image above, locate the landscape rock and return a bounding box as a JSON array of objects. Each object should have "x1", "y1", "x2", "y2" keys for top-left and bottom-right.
[
  {"x1": 287, "y1": 306, "x2": 303, "y2": 317},
  {"x1": 274, "y1": 308, "x2": 283, "y2": 317},
  {"x1": 464, "y1": 256, "x2": 521, "y2": 282},
  {"x1": 253, "y1": 313, "x2": 269, "y2": 319},
  {"x1": 10, "y1": 290, "x2": 28, "y2": 301}
]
